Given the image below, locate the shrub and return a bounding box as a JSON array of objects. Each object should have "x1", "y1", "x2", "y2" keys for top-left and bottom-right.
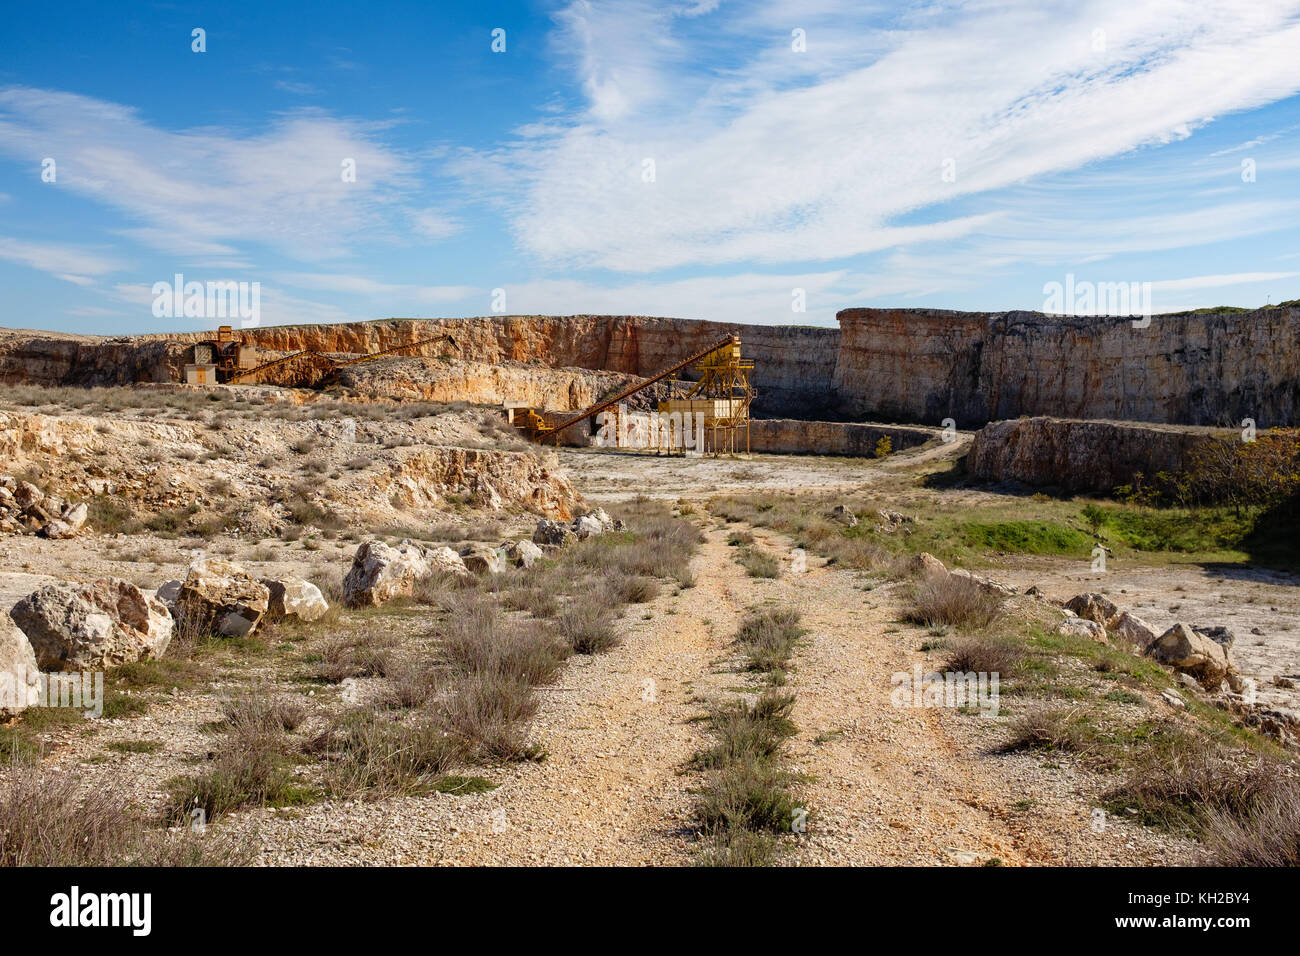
[
  {"x1": 944, "y1": 636, "x2": 1021, "y2": 677},
  {"x1": 312, "y1": 634, "x2": 397, "y2": 682},
  {"x1": 906, "y1": 574, "x2": 1003, "y2": 630},
  {"x1": 1102, "y1": 752, "x2": 1277, "y2": 834},
  {"x1": 1001, "y1": 709, "x2": 1092, "y2": 755},
  {"x1": 438, "y1": 673, "x2": 539, "y2": 760},
  {"x1": 552, "y1": 593, "x2": 620, "y2": 655},
  {"x1": 738, "y1": 548, "x2": 780, "y2": 578},
  {"x1": 697, "y1": 758, "x2": 800, "y2": 836},
  {"x1": 441, "y1": 598, "x2": 568, "y2": 684},
  {"x1": 218, "y1": 692, "x2": 309, "y2": 733},
  {"x1": 735, "y1": 608, "x2": 804, "y2": 673},
  {"x1": 320, "y1": 709, "x2": 464, "y2": 795},
  {"x1": 0, "y1": 764, "x2": 254, "y2": 866},
  {"x1": 163, "y1": 719, "x2": 311, "y2": 824},
  {"x1": 1206, "y1": 781, "x2": 1300, "y2": 866},
  {"x1": 693, "y1": 692, "x2": 796, "y2": 769}
]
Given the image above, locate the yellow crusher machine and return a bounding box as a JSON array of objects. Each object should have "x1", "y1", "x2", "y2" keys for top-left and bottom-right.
[{"x1": 527, "y1": 335, "x2": 755, "y2": 456}]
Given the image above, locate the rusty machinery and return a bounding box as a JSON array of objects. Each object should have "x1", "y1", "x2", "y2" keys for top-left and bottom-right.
[
  {"x1": 525, "y1": 335, "x2": 755, "y2": 455},
  {"x1": 184, "y1": 326, "x2": 459, "y2": 386},
  {"x1": 185, "y1": 325, "x2": 248, "y2": 384}
]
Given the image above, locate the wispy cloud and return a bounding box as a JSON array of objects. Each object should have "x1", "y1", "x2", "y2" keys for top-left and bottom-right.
[
  {"x1": 1150, "y1": 271, "x2": 1299, "y2": 292},
  {"x1": 276, "y1": 272, "x2": 475, "y2": 302},
  {"x1": 458, "y1": 0, "x2": 1300, "y2": 273},
  {"x1": 0, "y1": 235, "x2": 123, "y2": 284},
  {"x1": 0, "y1": 88, "x2": 436, "y2": 263}
]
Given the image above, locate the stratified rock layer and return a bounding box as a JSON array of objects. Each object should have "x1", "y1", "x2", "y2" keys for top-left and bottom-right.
[
  {"x1": 4, "y1": 305, "x2": 1297, "y2": 428},
  {"x1": 833, "y1": 307, "x2": 1300, "y2": 427},
  {"x1": 967, "y1": 417, "x2": 1234, "y2": 492}
]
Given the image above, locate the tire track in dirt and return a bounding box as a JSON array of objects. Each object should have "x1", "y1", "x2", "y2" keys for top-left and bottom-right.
[
  {"x1": 740, "y1": 523, "x2": 1191, "y2": 866},
  {"x1": 422, "y1": 521, "x2": 748, "y2": 864}
]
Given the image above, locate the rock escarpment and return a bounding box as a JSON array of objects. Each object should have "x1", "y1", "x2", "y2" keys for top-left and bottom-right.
[
  {"x1": 0, "y1": 317, "x2": 841, "y2": 419},
  {"x1": 967, "y1": 417, "x2": 1234, "y2": 492},
  {"x1": 3, "y1": 304, "x2": 1297, "y2": 428},
  {"x1": 747, "y1": 419, "x2": 937, "y2": 456},
  {"x1": 834, "y1": 306, "x2": 1300, "y2": 428}
]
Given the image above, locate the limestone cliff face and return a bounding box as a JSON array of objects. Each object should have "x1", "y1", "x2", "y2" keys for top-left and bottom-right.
[
  {"x1": 834, "y1": 306, "x2": 1300, "y2": 428},
  {"x1": 0, "y1": 317, "x2": 840, "y2": 418},
  {"x1": 237, "y1": 316, "x2": 839, "y2": 417},
  {"x1": 4, "y1": 304, "x2": 1298, "y2": 429},
  {"x1": 967, "y1": 417, "x2": 1234, "y2": 493},
  {"x1": 0, "y1": 332, "x2": 185, "y2": 386},
  {"x1": 747, "y1": 419, "x2": 937, "y2": 456},
  {"x1": 336, "y1": 356, "x2": 641, "y2": 411}
]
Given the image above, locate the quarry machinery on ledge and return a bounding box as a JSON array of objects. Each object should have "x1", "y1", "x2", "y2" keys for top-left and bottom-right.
[
  {"x1": 183, "y1": 327, "x2": 459, "y2": 386},
  {"x1": 522, "y1": 335, "x2": 755, "y2": 455}
]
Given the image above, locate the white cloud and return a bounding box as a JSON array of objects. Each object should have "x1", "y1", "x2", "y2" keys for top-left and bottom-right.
[
  {"x1": 410, "y1": 208, "x2": 463, "y2": 240},
  {"x1": 1150, "y1": 272, "x2": 1299, "y2": 292},
  {"x1": 497, "y1": 270, "x2": 851, "y2": 325},
  {"x1": 276, "y1": 272, "x2": 475, "y2": 302},
  {"x1": 0, "y1": 88, "x2": 449, "y2": 263},
  {"x1": 275, "y1": 80, "x2": 322, "y2": 96},
  {"x1": 460, "y1": 0, "x2": 1300, "y2": 273},
  {"x1": 0, "y1": 236, "x2": 123, "y2": 284},
  {"x1": 107, "y1": 280, "x2": 361, "y2": 327}
]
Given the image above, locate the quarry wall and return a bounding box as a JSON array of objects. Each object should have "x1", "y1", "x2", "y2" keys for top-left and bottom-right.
[
  {"x1": 746, "y1": 419, "x2": 936, "y2": 456},
  {"x1": 966, "y1": 417, "x2": 1235, "y2": 493},
  {"x1": 835, "y1": 306, "x2": 1300, "y2": 428},
  {"x1": 2, "y1": 305, "x2": 1296, "y2": 429}
]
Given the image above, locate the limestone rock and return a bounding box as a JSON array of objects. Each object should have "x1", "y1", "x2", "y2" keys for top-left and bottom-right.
[
  {"x1": 460, "y1": 545, "x2": 507, "y2": 575},
  {"x1": 836, "y1": 305, "x2": 1300, "y2": 430},
  {"x1": 0, "y1": 618, "x2": 40, "y2": 717},
  {"x1": 949, "y1": 568, "x2": 1018, "y2": 597},
  {"x1": 262, "y1": 577, "x2": 329, "y2": 623},
  {"x1": 176, "y1": 558, "x2": 269, "y2": 638},
  {"x1": 572, "y1": 512, "x2": 606, "y2": 540},
  {"x1": 342, "y1": 539, "x2": 467, "y2": 608},
  {"x1": 1192, "y1": 625, "x2": 1235, "y2": 649},
  {"x1": 906, "y1": 552, "x2": 947, "y2": 578},
  {"x1": 343, "y1": 540, "x2": 427, "y2": 607},
  {"x1": 534, "y1": 518, "x2": 575, "y2": 547},
  {"x1": 1064, "y1": 593, "x2": 1120, "y2": 627},
  {"x1": 13, "y1": 481, "x2": 43, "y2": 509},
  {"x1": 155, "y1": 580, "x2": 181, "y2": 609},
  {"x1": 62, "y1": 501, "x2": 88, "y2": 530},
  {"x1": 427, "y1": 546, "x2": 471, "y2": 577},
  {"x1": 10, "y1": 577, "x2": 173, "y2": 671},
  {"x1": 1111, "y1": 611, "x2": 1158, "y2": 651},
  {"x1": 1058, "y1": 617, "x2": 1107, "y2": 643},
  {"x1": 828, "y1": 505, "x2": 858, "y2": 527},
  {"x1": 501, "y1": 539, "x2": 544, "y2": 568},
  {"x1": 1147, "y1": 623, "x2": 1230, "y2": 691},
  {"x1": 876, "y1": 509, "x2": 912, "y2": 531}
]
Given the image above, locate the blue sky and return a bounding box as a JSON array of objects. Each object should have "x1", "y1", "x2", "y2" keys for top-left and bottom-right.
[{"x1": 1, "y1": 0, "x2": 1299, "y2": 334}]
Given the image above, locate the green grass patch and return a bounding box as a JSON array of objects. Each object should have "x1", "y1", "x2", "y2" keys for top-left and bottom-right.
[
  {"x1": 1096, "y1": 506, "x2": 1254, "y2": 554},
  {"x1": 433, "y1": 775, "x2": 497, "y2": 795},
  {"x1": 960, "y1": 520, "x2": 1092, "y2": 556}
]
